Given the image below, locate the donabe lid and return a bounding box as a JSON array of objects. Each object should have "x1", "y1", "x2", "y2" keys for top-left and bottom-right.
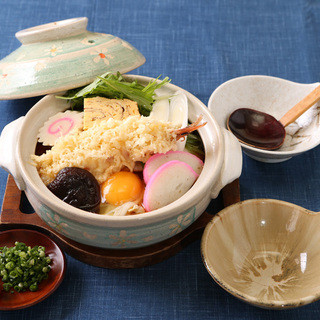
[{"x1": 0, "y1": 17, "x2": 146, "y2": 100}]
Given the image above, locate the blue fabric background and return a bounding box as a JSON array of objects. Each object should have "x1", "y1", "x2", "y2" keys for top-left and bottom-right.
[{"x1": 1, "y1": 0, "x2": 320, "y2": 319}]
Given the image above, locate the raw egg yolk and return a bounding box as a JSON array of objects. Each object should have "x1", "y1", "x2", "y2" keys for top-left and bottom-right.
[{"x1": 101, "y1": 172, "x2": 144, "y2": 206}]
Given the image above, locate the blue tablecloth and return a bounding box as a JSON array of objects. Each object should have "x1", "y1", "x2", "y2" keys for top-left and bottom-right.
[{"x1": 1, "y1": 0, "x2": 320, "y2": 319}]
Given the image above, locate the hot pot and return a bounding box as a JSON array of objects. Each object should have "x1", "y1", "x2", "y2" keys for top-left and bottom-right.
[{"x1": 0, "y1": 19, "x2": 242, "y2": 249}]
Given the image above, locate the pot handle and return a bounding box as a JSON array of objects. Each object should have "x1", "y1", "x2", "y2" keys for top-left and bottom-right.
[
  {"x1": 211, "y1": 128, "x2": 242, "y2": 199},
  {"x1": 0, "y1": 117, "x2": 26, "y2": 190}
]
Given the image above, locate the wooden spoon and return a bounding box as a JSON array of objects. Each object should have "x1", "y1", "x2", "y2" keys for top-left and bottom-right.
[{"x1": 227, "y1": 84, "x2": 320, "y2": 150}]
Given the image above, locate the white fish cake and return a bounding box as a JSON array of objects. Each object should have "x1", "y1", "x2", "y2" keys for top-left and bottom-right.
[{"x1": 37, "y1": 110, "x2": 83, "y2": 146}]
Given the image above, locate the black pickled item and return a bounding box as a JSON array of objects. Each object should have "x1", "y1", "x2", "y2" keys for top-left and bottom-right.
[
  {"x1": 227, "y1": 108, "x2": 286, "y2": 150},
  {"x1": 47, "y1": 167, "x2": 101, "y2": 213},
  {"x1": 35, "y1": 142, "x2": 52, "y2": 156}
]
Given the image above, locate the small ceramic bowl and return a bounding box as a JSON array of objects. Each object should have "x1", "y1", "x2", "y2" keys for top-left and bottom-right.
[
  {"x1": 0, "y1": 75, "x2": 242, "y2": 249},
  {"x1": 201, "y1": 199, "x2": 320, "y2": 309},
  {"x1": 208, "y1": 75, "x2": 320, "y2": 163}
]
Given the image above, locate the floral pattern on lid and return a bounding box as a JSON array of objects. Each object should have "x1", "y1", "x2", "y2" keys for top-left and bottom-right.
[{"x1": 0, "y1": 17, "x2": 145, "y2": 100}]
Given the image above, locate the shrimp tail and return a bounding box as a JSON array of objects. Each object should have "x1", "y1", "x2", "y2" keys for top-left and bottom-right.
[{"x1": 175, "y1": 115, "x2": 207, "y2": 140}]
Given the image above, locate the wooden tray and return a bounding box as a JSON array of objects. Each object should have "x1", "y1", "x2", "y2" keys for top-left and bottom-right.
[{"x1": 0, "y1": 175, "x2": 240, "y2": 269}]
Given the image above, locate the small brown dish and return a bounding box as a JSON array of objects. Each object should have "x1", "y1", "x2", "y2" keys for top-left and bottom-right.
[{"x1": 0, "y1": 229, "x2": 66, "y2": 310}]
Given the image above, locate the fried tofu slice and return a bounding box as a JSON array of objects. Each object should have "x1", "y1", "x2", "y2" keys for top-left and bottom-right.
[{"x1": 84, "y1": 97, "x2": 139, "y2": 129}]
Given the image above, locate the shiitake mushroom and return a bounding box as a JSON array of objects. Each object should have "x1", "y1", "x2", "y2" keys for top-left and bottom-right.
[{"x1": 47, "y1": 167, "x2": 100, "y2": 213}]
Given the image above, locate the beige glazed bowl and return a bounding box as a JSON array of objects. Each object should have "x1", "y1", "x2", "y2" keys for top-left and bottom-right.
[
  {"x1": 201, "y1": 199, "x2": 320, "y2": 309},
  {"x1": 0, "y1": 75, "x2": 242, "y2": 249}
]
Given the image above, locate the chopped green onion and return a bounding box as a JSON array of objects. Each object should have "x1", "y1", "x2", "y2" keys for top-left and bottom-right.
[
  {"x1": 0, "y1": 242, "x2": 51, "y2": 293},
  {"x1": 29, "y1": 283, "x2": 38, "y2": 292}
]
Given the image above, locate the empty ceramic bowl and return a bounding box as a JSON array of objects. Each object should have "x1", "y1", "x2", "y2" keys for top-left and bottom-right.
[
  {"x1": 208, "y1": 75, "x2": 320, "y2": 163},
  {"x1": 201, "y1": 199, "x2": 320, "y2": 309}
]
